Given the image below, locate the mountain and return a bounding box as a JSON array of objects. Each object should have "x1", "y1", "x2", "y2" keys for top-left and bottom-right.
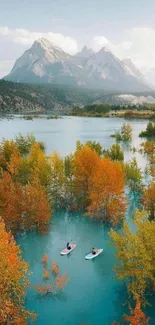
[
  {"x1": 5, "y1": 38, "x2": 151, "y2": 92},
  {"x1": 122, "y1": 58, "x2": 144, "y2": 80},
  {"x1": 76, "y1": 46, "x2": 94, "y2": 58},
  {"x1": 145, "y1": 67, "x2": 155, "y2": 87},
  {"x1": 84, "y1": 48, "x2": 150, "y2": 91},
  {"x1": 5, "y1": 38, "x2": 86, "y2": 86}
]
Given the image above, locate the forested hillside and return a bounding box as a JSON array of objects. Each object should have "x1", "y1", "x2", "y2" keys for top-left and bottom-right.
[{"x1": 0, "y1": 80, "x2": 103, "y2": 113}]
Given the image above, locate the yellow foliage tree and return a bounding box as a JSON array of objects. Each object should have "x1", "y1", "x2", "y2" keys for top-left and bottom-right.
[{"x1": 110, "y1": 209, "x2": 155, "y2": 300}]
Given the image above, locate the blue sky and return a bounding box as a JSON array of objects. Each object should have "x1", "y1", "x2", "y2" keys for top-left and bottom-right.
[{"x1": 1, "y1": 0, "x2": 155, "y2": 76}]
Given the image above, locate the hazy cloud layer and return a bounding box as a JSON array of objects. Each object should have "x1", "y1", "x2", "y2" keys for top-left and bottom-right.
[
  {"x1": 0, "y1": 26, "x2": 78, "y2": 54},
  {"x1": 1, "y1": 26, "x2": 155, "y2": 78},
  {"x1": 92, "y1": 28, "x2": 155, "y2": 73}
]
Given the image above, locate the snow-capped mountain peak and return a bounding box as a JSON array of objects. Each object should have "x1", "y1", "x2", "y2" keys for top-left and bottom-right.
[
  {"x1": 76, "y1": 45, "x2": 94, "y2": 58},
  {"x1": 5, "y1": 38, "x2": 151, "y2": 91},
  {"x1": 123, "y1": 58, "x2": 144, "y2": 79},
  {"x1": 33, "y1": 37, "x2": 63, "y2": 53}
]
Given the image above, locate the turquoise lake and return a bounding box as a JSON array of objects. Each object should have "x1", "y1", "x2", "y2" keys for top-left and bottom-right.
[{"x1": 0, "y1": 116, "x2": 155, "y2": 324}]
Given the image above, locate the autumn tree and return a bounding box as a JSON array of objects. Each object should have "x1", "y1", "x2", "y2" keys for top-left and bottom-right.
[
  {"x1": 22, "y1": 177, "x2": 51, "y2": 233},
  {"x1": 0, "y1": 172, "x2": 23, "y2": 233},
  {"x1": 29, "y1": 143, "x2": 52, "y2": 187},
  {"x1": 113, "y1": 301, "x2": 149, "y2": 325},
  {"x1": 121, "y1": 123, "x2": 132, "y2": 141},
  {"x1": 112, "y1": 123, "x2": 132, "y2": 142},
  {"x1": 104, "y1": 143, "x2": 124, "y2": 161},
  {"x1": 139, "y1": 121, "x2": 155, "y2": 138},
  {"x1": 50, "y1": 152, "x2": 65, "y2": 207},
  {"x1": 8, "y1": 151, "x2": 33, "y2": 185},
  {"x1": 63, "y1": 153, "x2": 76, "y2": 210},
  {"x1": 55, "y1": 273, "x2": 69, "y2": 289},
  {"x1": 74, "y1": 145, "x2": 99, "y2": 208},
  {"x1": 142, "y1": 182, "x2": 155, "y2": 219},
  {"x1": 110, "y1": 209, "x2": 155, "y2": 300},
  {"x1": 43, "y1": 268, "x2": 50, "y2": 280},
  {"x1": 125, "y1": 158, "x2": 143, "y2": 194},
  {"x1": 34, "y1": 260, "x2": 69, "y2": 296},
  {"x1": 87, "y1": 158, "x2": 126, "y2": 225},
  {"x1": 141, "y1": 141, "x2": 155, "y2": 156},
  {"x1": 76, "y1": 140, "x2": 103, "y2": 156},
  {"x1": 0, "y1": 171, "x2": 51, "y2": 234},
  {"x1": 0, "y1": 217, "x2": 36, "y2": 324},
  {"x1": 124, "y1": 300, "x2": 149, "y2": 325},
  {"x1": 0, "y1": 139, "x2": 18, "y2": 171},
  {"x1": 51, "y1": 261, "x2": 59, "y2": 275},
  {"x1": 41, "y1": 254, "x2": 48, "y2": 265},
  {"x1": 15, "y1": 134, "x2": 36, "y2": 155}
]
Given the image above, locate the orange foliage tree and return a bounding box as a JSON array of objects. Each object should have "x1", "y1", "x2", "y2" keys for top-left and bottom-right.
[
  {"x1": 87, "y1": 158, "x2": 126, "y2": 225},
  {"x1": 8, "y1": 151, "x2": 33, "y2": 185},
  {"x1": 0, "y1": 217, "x2": 36, "y2": 324},
  {"x1": 34, "y1": 260, "x2": 69, "y2": 296},
  {"x1": 43, "y1": 268, "x2": 50, "y2": 280},
  {"x1": 51, "y1": 261, "x2": 59, "y2": 275},
  {"x1": 22, "y1": 177, "x2": 51, "y2": 233},
  {"x1": 0, "y1": 172, "x2": 23, "y2": 233},
  {"x1": 74, "y1": 145, "x2": 99, "y2": 208},
  {"x1": 124, "y1": 300, "x2": 150, "y2": 325},
  {"x1": 0, "y1": 172, "x2": 51, "y2": 233},
  {"x1": 55, "y1": 273, "x2": 69, "y2": 289},
  {"x1": 41, "y1": 254, "x2": 48, "y2": 265}
]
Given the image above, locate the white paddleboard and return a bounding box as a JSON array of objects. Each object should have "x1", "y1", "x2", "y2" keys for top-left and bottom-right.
[
  {"x1": 85, "y1": 248, "x2": 103, "y2": 260},
  {"x1": 61, "y1": 243, "x2": 76, "y2": 255}
]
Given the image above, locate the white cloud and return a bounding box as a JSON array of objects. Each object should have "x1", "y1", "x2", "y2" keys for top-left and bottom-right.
[
  {"x1": 1, "y1": 26, "x2": 155, "y2": 78},
  {"x1": 0, "y1": 61, "x2": 14, "y2": 78},
  {"x1": 0, "y1": 26, "x2": 78, "y2": 55},
  {"x1": 91, "y1": 36, "x2": 111, "y2": 52},
  {"x1": 92, "y1": 28, "x2": 155, "y2": 73}
]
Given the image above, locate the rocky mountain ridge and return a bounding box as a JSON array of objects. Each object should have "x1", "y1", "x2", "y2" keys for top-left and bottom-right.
[{"x1": 5, "y1": 38, "x2": 150, "y2": 92}]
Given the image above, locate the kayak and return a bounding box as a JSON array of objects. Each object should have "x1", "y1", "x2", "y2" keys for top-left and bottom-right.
[
  {"x1": 85, "y1": 248, "x2": 103, "y2": 260},
  {"x1": 61, "y1": 243, "x2": 76, "y2": 255}
]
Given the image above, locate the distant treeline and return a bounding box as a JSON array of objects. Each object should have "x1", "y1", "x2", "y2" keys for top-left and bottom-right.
[{"x1": 70, "y1": 103, "x2": 155, "y2": 117}]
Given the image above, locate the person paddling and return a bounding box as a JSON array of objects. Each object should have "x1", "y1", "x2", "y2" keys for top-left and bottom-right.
[
  {"x1": 67, "y1": 242, "x2": 71, "y2": 250},
  {"x1": 92, "y1": 247, "x2": 98, "y2": 255}
]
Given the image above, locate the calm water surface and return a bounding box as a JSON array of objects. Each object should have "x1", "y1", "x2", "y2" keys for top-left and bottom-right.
[{"x1": 0, "y1": 116, "x2": 154, "y2": 324}]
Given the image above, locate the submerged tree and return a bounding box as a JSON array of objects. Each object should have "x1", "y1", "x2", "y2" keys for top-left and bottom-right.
[
  {"x1": 113, "y1": 300, "x2": 149, "y2": 325},
  {"x1": 0, "y1": 171, "x2": 23, "y2": 233},
  {"x1": 0, "y1": 171, "x2": 51, "y2": 234},
  {"x1": 74, "y1": 145, "x2": 99, "y2": 208},
  {"x1": 124, "y1": 300, "x2": 149, "y2": 325},
  {"x1": 124, "y1": 158, "x2": 143, "y2": 194},
  {"x1": 120, "y1": 123, "x2": 132, "y2": 141},
  {"x1": 50, "y1": 152, "x2": 65, "y2": 207},
  {"x1": 76, "y1": 140, "x2": 103, "y2": 156},
  {"x1": 34, "y1": 260, "x2": 69, "y2": 296},
  {"x1": 110, "y1": 209, "x2": 155, "y2": 300},
  {"x1": 87, "y1": 158, "x2": 126, "y2": 225},
  {"x1": 104, "y1": 143, "x2": 124, "y2": 161},
  {"x1": 142, "y1": 182, "x2": 155, "y2": 219}
]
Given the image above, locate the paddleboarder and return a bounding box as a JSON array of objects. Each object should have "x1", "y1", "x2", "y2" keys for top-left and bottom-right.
[
  {"x1": 67, "y1": 242, "x2": 71, "y2": 250},
  {"x1": 92, "y1": 247, "x2": 98, "y2": 255}
]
